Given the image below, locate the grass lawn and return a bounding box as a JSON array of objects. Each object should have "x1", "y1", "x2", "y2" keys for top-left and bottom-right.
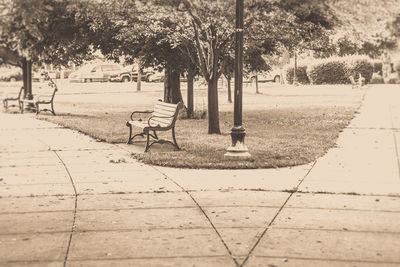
[{"x1": 39, "y1": 105, "x2": 357, "y2": 169}]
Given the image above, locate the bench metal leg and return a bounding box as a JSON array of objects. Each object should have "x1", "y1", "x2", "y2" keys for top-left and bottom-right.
[
  {"x1": 35, "y1": 103, "x2": 39, "y2": 115},
  {"x1": 20, "y1": 101, "x2": 24, "y2": 114},
  {"x1": 171, "y1": 127, "x2": 180, "y2": 150},
  {"x1": 144, "y1": 132, "x2": 151, "y2": 152},
  {"x1": 126, "y1": 123, "x2": 133, "y2": 144},
  {"x1": 51, "y1": 102, "x2": 55, "y2": 115}
]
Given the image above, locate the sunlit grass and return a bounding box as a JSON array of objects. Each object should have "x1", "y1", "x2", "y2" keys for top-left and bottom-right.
[{"x1": 40, "y1": 106, "x2": 356, "y2": 169}]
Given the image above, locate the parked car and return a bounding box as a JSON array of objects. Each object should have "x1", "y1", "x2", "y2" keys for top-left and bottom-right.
[
  {"x1": 0, "y1": 67, "x2": 22, "y2": 82},
  {"x1": 253, "y1": 70, "x2": 281, "y2": 83},
  {"x1": 131, "y1": 69, "x2": 155, "y2": 82},
  {"x1": 147, "y1": 71, "x2": 165, "y2": 82},
  {"x1": 109, "y1": 65, "x2": 131, "y2": 82},
  {"x1": 69, "y1": 63, "x2": 127, "y2": 83}
]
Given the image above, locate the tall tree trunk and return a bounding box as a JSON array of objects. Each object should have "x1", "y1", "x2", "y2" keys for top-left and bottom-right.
[
  {"x1": 255, "y1": 73, "x2": 261, "y2": 94},
  {"x1": 164, "y1": 64, "x2": 183, "y2": 104},
  {"x1": 207, "y1": 75, "x2": 221, "y2": 134},
  {"x1": 22, "y1": 58, "x2": 28, "y2": 98},
  {"x1": 136, "y1": 59, "x2": 142, "y2": 92},
  {"x1": 187, "y1": 68, "x2": 195, "y2": 118},
  {"x1": 227, "y1": 76, "x2": 232, "y2": 103},
  {"x1": 22, "y1": 58, "x2": 33, "y2": 100},
  {"x1": 293, "y1": 48, "x2": 298, "y2": 85}
]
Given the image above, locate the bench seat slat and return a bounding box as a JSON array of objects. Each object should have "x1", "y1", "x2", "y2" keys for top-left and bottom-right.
[
  {"x1": 153, "y1": 111, "x2": 175, "y2": 118},
  {"x1": 150, "y1": 118, "x2": 171, "y2": 127}
]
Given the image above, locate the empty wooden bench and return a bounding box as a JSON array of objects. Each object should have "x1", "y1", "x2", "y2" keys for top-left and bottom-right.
[
  {"x1": 20, "y1": 80, "x2": 58, "y2": 115},
  {"x1": 126, "y1": 100, "x2": 181, "y2": 152},
  {"x1": 3, "y1": 86, "x2": 24, "y2": 111}
]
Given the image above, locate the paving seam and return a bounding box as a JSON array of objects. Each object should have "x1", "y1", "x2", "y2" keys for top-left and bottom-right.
[
  {"x1": 266, "y1": 226, "x2": 400, "y2": 235},
  {"x1": 388, "y1": 105, "x2": 400, "y2": 181},
  {"x1": 0, "y1": 210, "x2": 75, "y2": 215},
  {"x1": 1, "y1": 190, "x2": 398, "y2": 200},
  {"x1": 0, "y1": 182, "x2": 71, "y2": 186},
  {"x1": 53, "y1": 151, "x2": 78, "y2": 267},
  {"x1": 0, "y1": 260, "x2": 64, "y2": 265},
  {"x1": 150, "y1": 166, "x2": 241, "y2": 267},
  {"x1": 241, "y1": 160, "x2": 317, "y2": 266},
  {"x1": 0, "y1": 148, "x2": 118, "y2": 154},
  {"x1": 3, "y1": 225, "x2": 399, "y2": 236},
  {"x1": 0, "y1": 254, "x2": 230, "y2": 264},
  {"x1": 3, "y1": 205, "x2": 399, "y2": 214},
  {"x1": 253, "y1": 255, "x2": 400, "y2": 265},
  {"x1": 0, "y1": 226, "x2": 269, "y2": 236}
]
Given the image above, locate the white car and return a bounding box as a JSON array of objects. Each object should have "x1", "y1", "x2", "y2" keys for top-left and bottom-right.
[
  {"x1": 68, "y1": 63, "x2": 126, "y2": 83},
  {"x1": 0, "y1": 67, "x2": 22, "y2": 82},
  {"x1": 254, "y1": 70, "x2": 281, "y2": 83},
  {"x1": 147, "y1": 71, "x2": 165, "y2": 82}
]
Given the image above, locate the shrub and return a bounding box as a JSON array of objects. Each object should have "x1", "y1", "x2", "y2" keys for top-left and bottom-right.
[
  {"x1": 370, "y1": 73, "x2": 384, "y2": 84},
  {"x1": 373, "y1": 61, "x2": 383, "y2": 75},
  {"x1": 393, "y1": 57, "x2": 400, "y2": 73},
  {"x1": 306, "y1": 55, "x2": 374, "y2": 85},
  {"x1": 286, "y1": 65, "x2": 310, "y2": 84},
  {"x1": 307, "y1": 59, "x2": 348, "y2": 84}
]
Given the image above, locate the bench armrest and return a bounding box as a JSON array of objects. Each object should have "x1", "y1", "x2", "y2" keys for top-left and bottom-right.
[
  {"x1": 130, "y1": 110, "x2": 152, "y2": 121},
  {"x1": 5, "y1": 93, "x2": 20, "y2": 99}
]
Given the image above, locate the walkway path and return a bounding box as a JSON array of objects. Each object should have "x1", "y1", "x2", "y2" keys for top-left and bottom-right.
[{"x1": 0, "y1": 85, "x2": 399, "y2": 267}]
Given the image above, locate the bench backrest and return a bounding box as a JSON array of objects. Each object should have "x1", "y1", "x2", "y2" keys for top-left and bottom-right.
[
  {"x1": 349, "y1": 75, "x2": 356, "y2": 84},
  {"x1": 149, "y1": 101, "x2": 180, "y2": 129},
  {"x1": 36, "y1": 81, "x2": 58, "y2": 101},
  {"x1": 18, "y1": 86, "x2": 24, "y2": 98}
]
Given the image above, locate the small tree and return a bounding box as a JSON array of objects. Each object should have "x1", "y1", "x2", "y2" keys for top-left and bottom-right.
[{"x1": 0, "y1": 0, "x2": 95, "y2": 98}]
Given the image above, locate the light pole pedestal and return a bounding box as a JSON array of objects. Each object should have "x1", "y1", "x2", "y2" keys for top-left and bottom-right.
[{"x1": 224, "y1": 126, "x2": 250, "y2": 159}]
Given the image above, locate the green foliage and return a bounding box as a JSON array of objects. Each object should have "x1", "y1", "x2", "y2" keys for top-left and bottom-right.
[
  {"x1": 0, "y1": 0, "x2": 95, "y2": 66},
  {"x1": 307, "y1": 58, "x2": 349, "y2": 84},
  {"x1": 306, "y1": 55, "x2": 374, "y2": 84},
  {"x1": 394, "y1": 57, "x2": 400, "y2": 72},
  {"x1": 285, "y1": 65, "x2": 310, "y2": 84},
  {"x1": 370, "y1": 73, "x2": 384, "y2": 84},
  {"x1": 373, "y1": 61, "x2": 383, "y2": 74},
  {"x1": 329, "y1": 0, "x2": 400, "y2": 58}
]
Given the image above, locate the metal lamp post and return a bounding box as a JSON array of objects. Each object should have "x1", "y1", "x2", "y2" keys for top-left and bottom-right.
[{"x1": 225, "y1": 0, "x2": 250, "y2": 159}]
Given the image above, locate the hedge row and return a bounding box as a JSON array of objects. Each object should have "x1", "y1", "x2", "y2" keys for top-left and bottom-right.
[{"x1": 285, "y1": 55, "x2": 375, "y2": 85}]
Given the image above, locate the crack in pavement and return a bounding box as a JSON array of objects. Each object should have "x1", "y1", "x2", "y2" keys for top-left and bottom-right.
[
  {"x1": 53, "y1": 151, "x2": 78, "y2": 267},
  {"x1": 389, "y1": 105, "x2": 400, "y2": 181},
  {"x1": 240, "y1": 160, "x2": 317, "y2": 266},
  {"x1": 150, "y1": 165, "x2": 241, "y2": 267}
]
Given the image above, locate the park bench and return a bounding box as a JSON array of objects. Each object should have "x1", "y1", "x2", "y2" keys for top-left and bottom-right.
[
  {"x1": 349, "y1": 73, "x2": 365, "y2": 89},
  {"x1": 126, "y1": 100, "x2": 181, "y2": 152},
  {"x1": 3, "y1": 86, "x2": 24, "y2": 111},
  {"x1": 20, "y1": 79, "x2": 58, "y2": 115}
]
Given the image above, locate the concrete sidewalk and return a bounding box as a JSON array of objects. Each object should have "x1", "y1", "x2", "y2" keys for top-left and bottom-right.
[{"x1": 0, "y1": 85, "x2": 399, "y2": 267}]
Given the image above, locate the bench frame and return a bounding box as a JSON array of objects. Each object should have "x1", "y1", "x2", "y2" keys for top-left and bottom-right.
[
  {"x1": 349, "y1": 73, "x2": 365, "y2": 89},
  {"x1": 20, "y1": 81, "x2": 58, "y2": 115},
  {"x1": 126, "y1": 100, "x2": 181, "y2": 152},
  {"x1": 3, "y1": 86, "x2": 24, "y2": 111}
]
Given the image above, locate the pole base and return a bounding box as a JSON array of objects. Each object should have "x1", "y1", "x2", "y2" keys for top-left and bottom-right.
[
  {"x1": 224, "y1": 143, "x2": 251, "y2": 160},
  {"x1": 224, "y1": 126, "x2": 251, "y2": 160}
]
